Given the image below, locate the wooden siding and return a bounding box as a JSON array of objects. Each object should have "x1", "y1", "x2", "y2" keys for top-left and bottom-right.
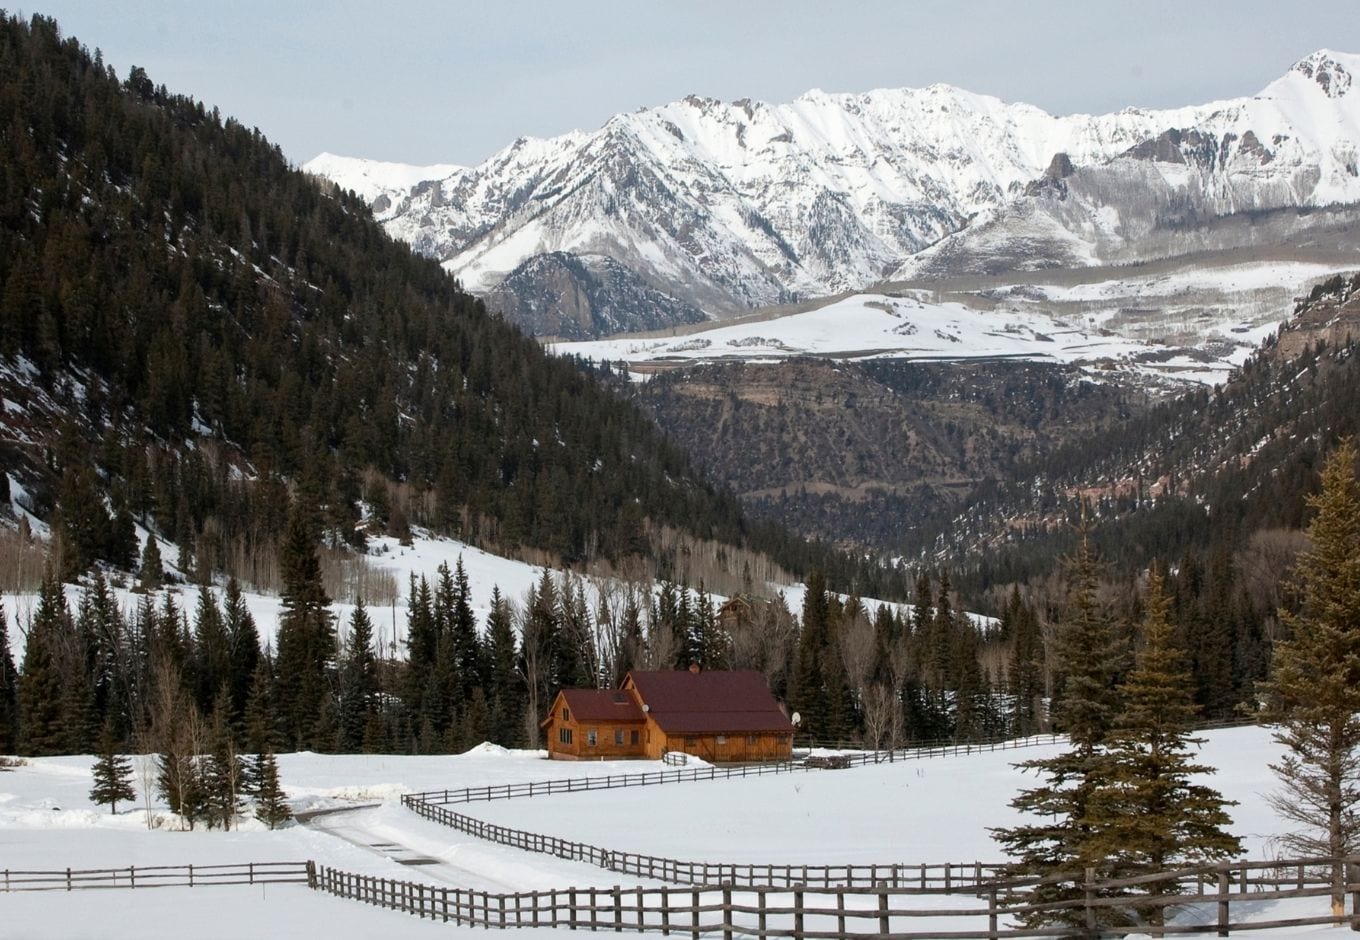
[
  {"x1": 542, "y1": 693, "x2": 646, "y2": 760},
  {"x1": 643, "y1": 722, "x2": 792, "y2": 762}
]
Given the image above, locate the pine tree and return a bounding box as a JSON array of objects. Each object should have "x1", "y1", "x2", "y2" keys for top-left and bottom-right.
[
  {"x1": 222, "y1": 578, "x2": 260, "y2": 731},
  {"x1": 88, "y1": 720, "x2": 136, "y2": 814},
  {"x1": 272, "y1": 502, "x2": 335, "y2": 750},
  {"x1": 0, "y1": 596, "x2": 18, "y2": 753},
  {"x1": 137, "y1": 535, "x2": 163, "y2": 591},
  {"x1": 203, "y1": 713, "x2": 244, "y2": 830},
  {"x1": 992, "y1": 527, "x2": 1128, "y2": 929},
  {"x1": 789, "y1": 570, "x2": 830, "y2": 740},
  {"x1": 252, "y1": 748, "x2": 291, "y2": 830},
  {"x1": 1264, "y1": 440, "x2": 1360, "y2": 916},
  {"x1": 484, "y1": 587, "x2": 522, "y2": 748},
  {"x1": 1006, "y1": 588, "x2": 1044, "y2": 737},
  {"x1": 19, "y1": 570, "x2": 70, "y2": 755},
  {"x1": 1083, "y1": 567, "x2": 1241, "y2": 928},
  {"x1": 338, "y1": 598, "x2": 378, "y2": 751}
]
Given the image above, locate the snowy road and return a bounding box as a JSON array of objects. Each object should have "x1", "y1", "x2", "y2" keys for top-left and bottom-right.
[{"x1": 298, "y1": 803, "x2": 527, "y2": 893}]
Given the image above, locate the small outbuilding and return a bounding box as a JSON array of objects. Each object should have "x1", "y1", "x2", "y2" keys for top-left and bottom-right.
[{"x1": 541, "y1": 666, "x2": 794, "y2": 762}]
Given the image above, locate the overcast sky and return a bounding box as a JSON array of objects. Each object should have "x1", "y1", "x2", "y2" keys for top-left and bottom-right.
[{"x1": 26, "y1": 1, "x2": 1360, "y2": 167}]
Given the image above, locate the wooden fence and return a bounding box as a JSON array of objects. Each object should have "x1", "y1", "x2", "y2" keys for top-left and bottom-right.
[
  {"x1": 404, "y1": 790, "x2": 1005, "y2": 890},
  {"x1": 405, "y1": 733, "x2": 1066, "y2": 810},
  {"x1": 399, "y1": 733, "x2": 1069, "y2": 890},
  {"x1": 1, "y1": 861, "x2": 310, "y2": 892},
  {"x1": 309, "y1": 855, "x2": 1360, "y2": 937}
]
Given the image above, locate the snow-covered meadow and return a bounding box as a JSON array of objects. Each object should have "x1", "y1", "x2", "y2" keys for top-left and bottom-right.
[{"x1": 2, "y1": 725, "x2": 1353, "y2": 938}]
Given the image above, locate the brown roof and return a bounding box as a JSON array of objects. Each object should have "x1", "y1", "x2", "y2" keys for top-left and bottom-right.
[
  {"x1": 545, "y1": 688, "x2": 646, "y2": 725},
  {"x1": 626, "y1": 670, "x2": 795, "y2": 735}
]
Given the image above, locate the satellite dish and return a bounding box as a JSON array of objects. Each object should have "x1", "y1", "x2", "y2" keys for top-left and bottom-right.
[
  {"x1": 791, "y1": 711, "x2": 802, "y2": 727},
  {"x1": 642, "y1": 704, "x2": 650, "y2": 712}
]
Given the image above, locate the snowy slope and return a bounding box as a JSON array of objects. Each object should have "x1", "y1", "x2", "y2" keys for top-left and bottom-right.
[
  {"x1": 2, "y1": 726, "x2": 1348, "y2": 938},
  {"x1": 2, "y1": 525, "x2": 932, "y2": 664},
  {"x1": 552, "y1": 275, "x2": 1303, "y2": 386},
  {"x1": 306, "y1": 51, "x2": 1360, "y2": 327}
]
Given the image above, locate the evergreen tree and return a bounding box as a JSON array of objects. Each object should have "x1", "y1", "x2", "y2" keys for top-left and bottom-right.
[
  {"x1": 0, "y1": 596, "x2": 16, "y2": 753},
  {"x1": 272, "y1": 502, "x2": 335, "y2": 749},
  {"x1": 19, "y1": 570, "x2": 70, "y2": 755},
  {"x1": 992, "y1": 528, "x2": 1128, "y2": 929},
  {"x1": 88, "y1": 720, "x2": 137, "y2": 814},
  {"x1": 191, "y1": 586, "x2": 228, "y2": 718},
  {"x1": 484, "y1": 587, "x2": 522, "y2": 748},
  {"x1": 449, "y1": 558, "x2": 482, "y2": 697},
  {"x1": 337, "y1": 598, "x2": 378, "y2": 752},
  {"x1": 1264, "y1": 440, "x2": 1360, "y2": 917},
  {"x1": 137, "y1": 535, "x2": 163, "y2": 591},
  {"x1": 1084, "y1": 567, "x2": 1241, "y2": 928},
  {"x1": 789, "y1": 570, "x2": 830, "y2": 740},
  {"x1": 1006, "y1": 588, "x2": 1044, "y2": 737},
  {"x1": 203, "y1": 711, "x2": 244, "y2": 830},
  {"x1": 251, "y1": 748, "x2": 291, "y2": 830},
  {"x1": 222, "y1": 578, "x2": 260, "y2": 730}
]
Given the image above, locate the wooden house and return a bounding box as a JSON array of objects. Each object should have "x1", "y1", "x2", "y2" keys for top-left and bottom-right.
[{"x1": 541, "y1": 666, "x2": 794, "y2": 763}]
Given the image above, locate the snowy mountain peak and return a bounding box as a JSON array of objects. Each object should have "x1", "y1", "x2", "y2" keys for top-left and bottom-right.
[
  {"x1": 1284, "y1": 49, "x2": 1356, "y2": 98},
  {"x1": 306, "y1": 52, "x2": 1360, "y2": 338}
]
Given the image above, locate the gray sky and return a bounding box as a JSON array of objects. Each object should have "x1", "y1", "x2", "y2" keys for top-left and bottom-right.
[{"x1": 26, "y1": 1, "x2": 1360, "y2": 167}]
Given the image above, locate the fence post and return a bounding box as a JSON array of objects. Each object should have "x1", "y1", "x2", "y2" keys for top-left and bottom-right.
[
  {"x1": 758, "y1": 886, "x2": 768, "y2": 938},
  {"x1": 130, "y1": 865, "x2": 136, "y2": 890},
  {"x1": 306, "y1": 860, "x2": 316, "y2": 890},
  {"x1": 988, "y1": 885, "x2": 998, "y2": 938},
  {"x1": 691, "y1": 888, "x2": 700, "y2": 940},
  {"x1": 876, "y1": 882, "x2": 889, "y2": 935},
  {"x1": 570, "y1": 887, "x2": 578, "y2": 930},
  {"x1": 66, "y1": 867, "x2": 71, "y2": 891},
  {"x1": 1218, "y1": 869, "x2": 1229, "y2": 937},
  {"x1": 836, "y1": 889, "x2": 846, "y2": 936},
  {"x1": 722, "y1": 886, "x2": 733, "y2": 940},
  {"x1": 613, "y1": 885, "x2": 622, "y2": 933},
  {"x1": 1349, "y1": 859, "x2": 1360, "y2": 932},
  {"x1": 793, "y1": 887, "x2": 805, "y2": 940}
]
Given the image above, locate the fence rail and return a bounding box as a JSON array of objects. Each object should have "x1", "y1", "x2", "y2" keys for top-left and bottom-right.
[
  {"x1": 405, "y1": 792, "x2": 1006, "y2": 890},
  {"x1": 405, "y1": 733, "x2": 1067, "y2": 810},
  {"x1": 0, "y1": 861, "x2": 310, "y2": 893},
  {"x1": 401, "y1": 733, "x2": 1072, "y2": 889},
  {"x1": 309, "y1": 855, "x2": 1360, "y2": 938}
]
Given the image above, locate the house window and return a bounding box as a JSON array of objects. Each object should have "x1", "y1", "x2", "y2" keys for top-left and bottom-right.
[
  {"x1": 631, "y1": 730, "x2": 640, "y2": 746},
  {"x1": 614, "y1": 729, "x2": 624, "y2": 745},
  {"x1": 716, "y1": 735, "x2": 727, "y2": 745},
  {"x1": 559, "y1": 728, "x2": 573, "y2": 745},
  {"x1": 562, "y1": 707, "x2": 570, "y2": 721},
  {"x1": 587, "y1": 729, "x2": 598, "y2": 747},
  {"x1": 685, "y1": 736, "x2": 697, "y2": 746},
  {"x1": 747, "y1": 735, "x2": 759, "y2": 745}
]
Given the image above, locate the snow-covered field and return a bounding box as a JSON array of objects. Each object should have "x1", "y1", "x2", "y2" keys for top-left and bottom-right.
[
  {"x1": 2, "y1": 725, "x2": 1354, "y2": 938},
  {"x1": 551, "y1": 259, "x2": 1347, "y2": 388},
  {"x1": 551, "y1": 286, "x2": 1275, "y2": 387}
]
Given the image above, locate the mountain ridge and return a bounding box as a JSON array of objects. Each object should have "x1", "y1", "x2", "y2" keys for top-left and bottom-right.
[{"x1": 306, "y1": 50, "x2": 1360, "y2": 337}]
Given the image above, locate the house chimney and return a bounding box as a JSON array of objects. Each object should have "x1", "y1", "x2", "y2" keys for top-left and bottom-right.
[{"x1": 688, "y1": 662, "x2": 700, "y2": 674}]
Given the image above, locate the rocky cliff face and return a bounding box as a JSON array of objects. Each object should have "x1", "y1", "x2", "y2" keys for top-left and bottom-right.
[
  {"x1": 483, "y1": 252, "x2": 706, "y2": 339},
  {"x1": 308, "y1": 51, "x2": 1360, "y2": 337}
]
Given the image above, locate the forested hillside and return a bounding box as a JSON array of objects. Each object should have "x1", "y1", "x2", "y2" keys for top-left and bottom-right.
[{"x1": 0, "y1": 13, "x2": 854, "y2": 587}]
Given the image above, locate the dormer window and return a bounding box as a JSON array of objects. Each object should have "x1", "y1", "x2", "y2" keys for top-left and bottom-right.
[{"x1": 562, "y1": 707, "x2": 570, "y2": 721}]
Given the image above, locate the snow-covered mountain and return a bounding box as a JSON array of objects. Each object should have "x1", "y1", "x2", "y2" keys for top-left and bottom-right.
[{"x1": 306, "y1": 51, "x2": 1360, "y2": 336}]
